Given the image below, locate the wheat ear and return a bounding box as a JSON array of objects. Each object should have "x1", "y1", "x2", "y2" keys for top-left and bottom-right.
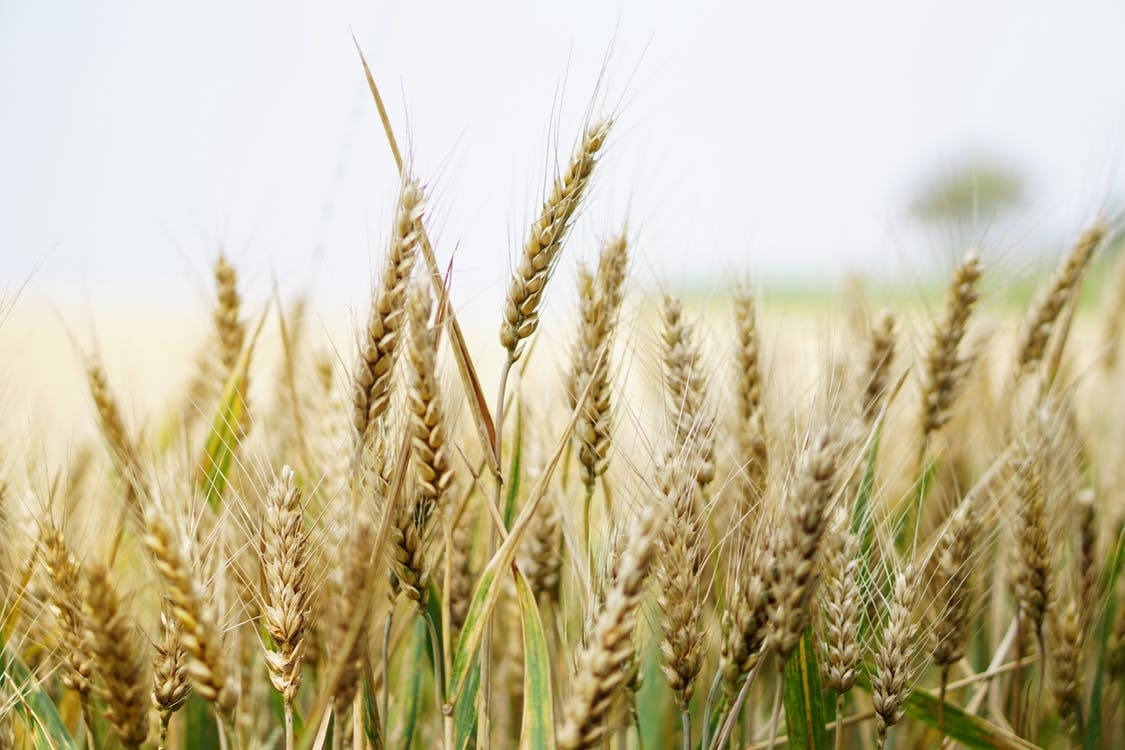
[
  {"x1": 1049, "y1": 596, "x2": 1084, "y2": 733},
  {"x1": 733, "y1": 285, "x2": 768, "y2": 524},
  {"x1": 213, "y1": 253, "x2": 245, "y2": 373},
  {"x1": 920, "y1": 250, "x2": 982, "y2": 441},
  {"x1": 83, "y1": 563, "x2": 149, "y2": 749},
  {"x1": 500, "y1": 118, "x2": 612, "y2": 361},
  {"x1": 1076, "y1": 488, "x2": 1099, "y2": 619},
  {"x1": 653, "y1": 447, "x2": 708, "y2": 714},
  {"x1": 819, "y1": 506, "x2": 863, "y2": 696},
  {"x1": 1012, "y1": 435, "x2": 1051, "y2": 645},
  {"x1": 558, "y1": 506, "x2": 660, "y2": 750},
  {"x1": 260, "y1": 465, "x2": 310, "y2": 749},
  {"x1": 143, "y1": 506, "x2": 238, "y2": 716},
  {"x1": 719, "y1": 544, "x2": 768, "y2": 700},
  {"x1": 447, "y1": 501, "x2": 476, "y2": 644},
  {"x1": 766, "y1": 430, "x2": 839, "y2": 661},
  {"x1": 152, "y1": 601, "x2": 191, "y2": 749},
  {"x1": 662, "y1": 294, "x2": 716, "y2": 489},
  {"x1": 1015, "y1": 221, "x2": 1105, "y2": 374},
  {"x1": 1099, "y1": 235, "x2": 1125, "y2": 369},
  {"x1": 521, "y1": 480, "x2": 562, "y2": 607},
  {"x1": 570, "y1": 231, "x2": 629, "y2": 495},
  {"x1": 871, "y1": 565, "x2": 920, "y2": 750},
  {"x1": 86, "y1": 361, "x2": 144, "y2": 507},
  {"x1": 40, "y1": 522, "x2": 95, "y2": 700},
  {"x1": 388, "y1": 284, "x2": 450, "y2": 610},
  {"x1": 407, "y1": 284, "x2": 452, "y2": 514},
  {"x1": 861, "y1": 308, "x2": 896, "y2": 425},
  {"x1": 928, "y1": 494, "x2": 978, "y2": 667},
  {"x1": 331, "y1": 513, "x2": 377, "y2": 716},
  {"x1": 352, "y1": 177, "x2": 424, "y2": 449}
]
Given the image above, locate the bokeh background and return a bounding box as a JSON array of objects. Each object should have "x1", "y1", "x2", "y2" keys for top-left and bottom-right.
[{"x1": 5, "y1": 1, "x2": 1125, "y2": 299}]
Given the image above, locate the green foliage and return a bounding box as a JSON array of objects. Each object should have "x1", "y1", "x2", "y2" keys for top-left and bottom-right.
[{"x1": 783, "y1": 629, "x2": 828, "y2": 750}]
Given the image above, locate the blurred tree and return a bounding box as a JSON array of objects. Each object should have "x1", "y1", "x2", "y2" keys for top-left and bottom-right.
[{"x1": 911, "y1": 161, "x2": 1025, "y2": 224}]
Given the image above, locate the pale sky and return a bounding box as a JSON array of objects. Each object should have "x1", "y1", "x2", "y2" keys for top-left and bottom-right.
[{"x1": 2, "y1": 1, "x2": 1124, "y2": 313}]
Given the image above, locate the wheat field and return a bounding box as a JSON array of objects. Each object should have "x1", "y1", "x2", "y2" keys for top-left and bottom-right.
[{"x1": 3, "y1": 59, "x2": 1125, "y2": 750}]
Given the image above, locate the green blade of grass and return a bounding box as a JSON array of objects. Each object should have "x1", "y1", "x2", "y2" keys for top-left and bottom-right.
[
  {"x1": 1, "y1": 643, "x2": 78, "y2": 750},
  {"x1": 392, "y1": 618, "x2": 428, "y2": 750},
  {"x1": 196, "y1": 306, "x2": 268, "y2": 510},
  {"x1": 183, "y1": 693, "x2": 222, "y2": 749},
  {"x1": 901, "y1": 685, "x2": 1040, "y2": 750},
  {"x1": 1085, "y1": 523, "x2": 1125, "y2": 750},
  {"x1": 850, "y1": 423, "x2": 880, "y2": 545},
  {"x1": 783, "y1": 627, "x2": 828, "y2": 750},
  {"x1": 514, "y1": 568, "x2": 555, "y2": 750},
  {"x1": 503, "y1": 402, "x2": 523, "y2": 530},
  {"x1": 454, "y1": 658, "x2": 481, "y2": 750}
]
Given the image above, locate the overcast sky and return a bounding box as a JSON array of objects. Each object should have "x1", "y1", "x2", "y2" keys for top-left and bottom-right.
[{"x1": 2, "y1": 1, "x2": 1124, "y2": 313}]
